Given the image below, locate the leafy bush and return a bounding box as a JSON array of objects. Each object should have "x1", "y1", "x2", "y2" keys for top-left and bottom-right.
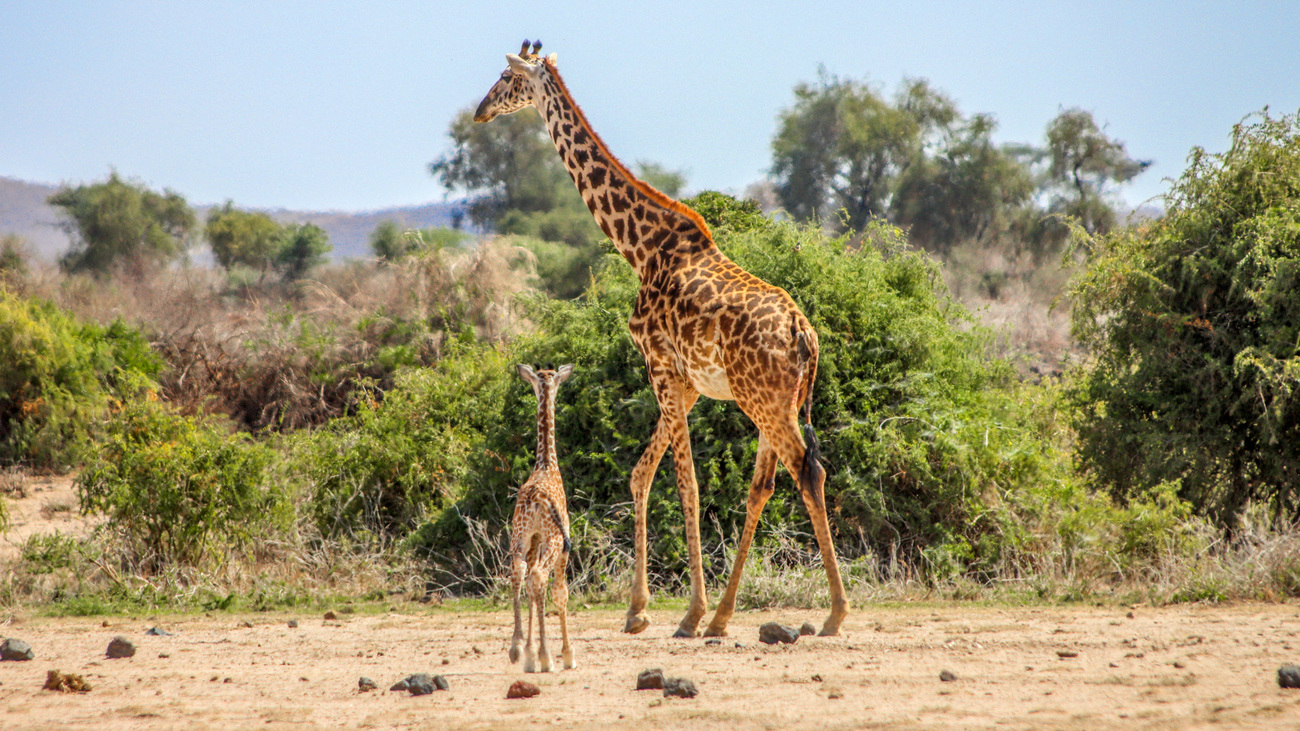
[
  {"x1": 327, "y1": 197, "x2": 1077, "y2": 585},
  {"x1": 1067, "y1": 110, "x2": 1300, "y2": 524},
  {"x1": 0, "y1": 292, "x2": 161, "y2": 468},
  {"x1": 77, "y1": 395, "x2": 284, "y2": 571}
]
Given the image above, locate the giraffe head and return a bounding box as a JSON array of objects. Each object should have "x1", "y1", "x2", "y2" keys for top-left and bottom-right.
[
  {"x1": 516, "y1": 363, "x2": 574, "y2": 400},
  {"x1": 473, "y1": 39, "x2": 556, "y2": 123}
]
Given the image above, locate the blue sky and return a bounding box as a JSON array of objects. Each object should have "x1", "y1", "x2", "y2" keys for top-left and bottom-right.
[{"x1": 2, "y1": 1, "x2": 1297, "y2": 212}]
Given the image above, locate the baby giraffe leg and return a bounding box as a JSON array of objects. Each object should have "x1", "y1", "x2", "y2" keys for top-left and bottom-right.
[
  {"x1": 509, "y1": 555, "x2": 526, "y2": 663},
  {"x1": 555, "y1": 551, "x2": 576, "y2": 669},
  {"x1": 530, "y1": 567, "x2": 552, "y2": 672}
]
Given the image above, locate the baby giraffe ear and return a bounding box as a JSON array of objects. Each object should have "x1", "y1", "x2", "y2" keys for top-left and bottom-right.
[
  {"x1": 546, "y1": 52, "x2": 558, "y2": 65},
  {"x1": 555, "y1": 364, "x2": 574, "y2": 384},
  {"x1": 516, "y1": 363, "x2": 538, "y2": 383}
]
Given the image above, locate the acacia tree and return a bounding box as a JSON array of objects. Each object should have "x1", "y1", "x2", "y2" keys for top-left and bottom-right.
[
  {"x1": 1067, "y1": 110, "x2": 1300, "y2": 524},
  {"x1": 274, "y1": 223, "x2": 331, "y2": 281},
  {"x1": 1042, "y1": 108, "x2": 1152, "y2": 236},
  {"x1": 204, "y1": 202, "x2": 283, "y2": 277},
  {"x1": 50, "y1": 172, "x2": 195, "y2": 275}
]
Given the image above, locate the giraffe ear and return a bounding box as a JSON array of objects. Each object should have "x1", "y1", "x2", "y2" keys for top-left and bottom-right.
[
  {"x1": 516, "y1": 363, "x2": 537, "y2": 383},
  {"x1": 546, "y1": 53, "x2": 558, "y2": 65},
  {"x1": 506, "y1": 54, "x2": 530, "y2": 74},
  {"x1": 555, "y1": 364, "x2": 574, "y2": 384}
]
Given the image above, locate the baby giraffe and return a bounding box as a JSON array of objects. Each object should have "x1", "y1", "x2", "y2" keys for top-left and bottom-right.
[{"x1": 509, "y1": 363, "x2": 576, "y2": 672}]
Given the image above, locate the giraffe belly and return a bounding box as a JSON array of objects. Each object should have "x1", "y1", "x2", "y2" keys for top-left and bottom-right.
[{"x1": 687, "y1": 362, "x2": 735, "y2": 401}]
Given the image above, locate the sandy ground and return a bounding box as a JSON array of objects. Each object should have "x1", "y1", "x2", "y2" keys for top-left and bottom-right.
[{"x1": 5, "y1": 483, "x2": 1300, "y2": 729}]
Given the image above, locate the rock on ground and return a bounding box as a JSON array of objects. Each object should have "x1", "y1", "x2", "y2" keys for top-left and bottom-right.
[
  {"x1": 636, "y1": 668, "x2": 665, "y2": 690},
  {"x1": 106, "y1": 636, "x2": 136, "y2": 659},
  {"x1": 663, "y1": 677, "x2": 698, "y2": 698},
  {"x1": 940, "y1": 669, "x2": 958, "y2": 682},
  {"x1": 1279, "y1": 665, "x2": 1300, "y2": 689},
  {"x1": 759, "y1": 622, "x2": 799, "y2": 645},
  {"x1": 799, "y1": 622, "x2": 817, "y2": 636},
  {"x1": 358, "y1": 677, "x2": 377, "y2": 692},
  {"x1": 1, "y1": 638, "x2": 34, "y2": 661},
  {"x1": 507, "y1": 680, "x2": 540, "y2": 699}
]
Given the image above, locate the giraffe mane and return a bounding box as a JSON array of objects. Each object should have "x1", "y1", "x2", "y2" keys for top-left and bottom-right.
[{"x1": 542, "y1": 57, "x2": 714, "y2": 243}]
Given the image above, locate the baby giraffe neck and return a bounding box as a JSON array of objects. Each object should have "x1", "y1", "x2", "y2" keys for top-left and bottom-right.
[{"x1": 535, "y1": 385, "x2": 559, "y2": 472}]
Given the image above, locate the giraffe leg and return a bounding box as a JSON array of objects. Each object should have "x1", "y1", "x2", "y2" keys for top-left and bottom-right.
[
  {"x1": 705, "y1": 436, "x2": 778, "y2": 637},
  {"x1": 522, "y1": 568, "x2": 537, "y2": 673},
  {"x1": 530, "y1": 567, "x2": 552, "y2": 672},
  {"x1": 508, "y1": 553, "x2": 527, "y2": 663},
  {"x1": 555, "y1": 550, "x2": 576, "y2": 669},
  {"x1": 771, "y1": 421, "x2": 849, "y2": 636},
  {"x1": 662, "y1": 386, "x2": 706, "y2": 638},
  {"x1": 624, "y1": 414, "x2": 672, "y2": 634}
]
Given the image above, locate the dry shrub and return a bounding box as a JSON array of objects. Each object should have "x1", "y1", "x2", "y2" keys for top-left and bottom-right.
[{"x1": 11, "y1": 238, "x2": 537, "y2": 432}]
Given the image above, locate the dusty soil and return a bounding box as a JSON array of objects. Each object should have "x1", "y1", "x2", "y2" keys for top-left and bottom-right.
[
  {"x1": 5, "y1": 483, "x2": 1300, "y2": 729},
  {"x1": 2, "y1": 603, "x2": 1300, "y2": 730}
]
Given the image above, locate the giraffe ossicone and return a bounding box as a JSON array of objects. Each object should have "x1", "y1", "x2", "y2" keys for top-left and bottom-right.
[
  {"x1": 475, "y1": 43, "x2": 849, "y2": 638},
  {"x1": 508, "y1": 363, "x2": 576, "y2": 672}
]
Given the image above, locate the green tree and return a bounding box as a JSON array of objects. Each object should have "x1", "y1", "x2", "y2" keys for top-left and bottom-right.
[
  {"x1": 891, "y1": 113, "x2": 1034, "y2": 252},
  {"x1": 1042, "y1": 108, "x2": 1151, "y2": 236},
  {"x1": 1067, "y1": 110, "x2": 1300, "y2": 524},
  {"x1": 370, "y1": 220, "x2": 471, "y2": 261},
  {"x1": 274, "y1": 223, "x2": 331, "y2": 281},
  {"x1": 49, "y1": 172, "x2": 195, "y2": 275},
  {"x1": 204, "y1": 202, "x2": 283, "y2": 276},
  {"x1": 0, "y1": 234, "x2": 29, "y2": 283}
]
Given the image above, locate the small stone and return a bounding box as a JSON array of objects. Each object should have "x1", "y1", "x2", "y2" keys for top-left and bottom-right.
[
  {"x1": 663, "y1": 677, "x2": 698, "y2": 699},
  {"x1": 734, "y1": 641, "x2": 745, "y2": 649},
  {"x1": 826, "y1": 686, "x2": 844, "y2": 699},
  {"x1": 939, "y1": 669, "x2": 958, "y2": 682},
  {"x1": 1278, "y1": 665, "x2": 1300, "y2": 689},
  {"x1": 287, "y1": 620, "x2": 299, "y2": 628},
  {"x1": 44, "y1": 669, "x2": 91, "y2": 692},
  {"x1": 758, "y1": 622, "x2": 799, "y2": 645},
  {"x1": 799, "y1": 622, "x2": 817, "y2": 636},
  {"x1": 358, "y1": 677, "x2": 377, "y2": 692},
  {"x1": 704, "y1": 638, "x2": 721, "y2": 647},
  {"x1": 1056, "y1": 650, "x2": 1079, "y2": 659},
  {"x1": 404, "y1": 673, "x2": 436, "y2": 696},
  {"x1": 390, "y1": 678, "x2": 409, "y2": 692},
  {"x1": 1173, "y1": 660, "x2": 1187, "y2": 669},
  {"x1": 106, "y1": 636, "x2": 136, "y2": 659},
  {"x1": 0, "y1": 638, "x2": 34, "y2": 662},
  {"x1": 507, "y1": 680, "x2": 541, "y2": 698},
  {"x1": 636, "y1": 668, "x2": 665, "y2": 690},
  {"x1": 811, "y1": 674, "x2": 823, "y2": 682},
  {"x1": 323, "y1": 611, "x2": 338, "y2": 621},
  {"x1": 1126, "y1": 611, "x2": 1135, "y2": 619},
  {"x1": 432, "y1": 675, "x2": 450, "y2": 691},
  {"x1": 144, "y1": 627, "x2": 171, "y2": 637}
]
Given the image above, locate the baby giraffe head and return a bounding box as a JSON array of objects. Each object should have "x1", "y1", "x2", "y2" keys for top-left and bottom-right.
[
  {"x1": 474, "y1": 39, "x2": 557, "y2": 123},
  {"x1": 516, "y1": 363, "x2": 574, "y2": 401}
]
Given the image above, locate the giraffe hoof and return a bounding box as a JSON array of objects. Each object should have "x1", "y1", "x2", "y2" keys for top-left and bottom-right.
[
  {"x1": 818, "y1": 624, "x2": 842, "y2": 637},
  {"x1": 509, "y1": 646, "x2": 521, "y2": 663},
  {"x1": 672, "y1": 626, "x2": 699, "y2": 639},
  {"x1": 702, "y1": 625, "x2": 728, "y2": 638},
  {"x1": 623, "y1": 614, "x2": 650, "y2": 634}
]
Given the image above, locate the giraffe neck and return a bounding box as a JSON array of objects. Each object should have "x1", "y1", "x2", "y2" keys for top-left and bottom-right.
[
  {"x1": 532, "y1": 60, "x2": 715, "y2": 280},
  {"x1": 534, "y1": 384, "x2": 559, "y2": 472}
]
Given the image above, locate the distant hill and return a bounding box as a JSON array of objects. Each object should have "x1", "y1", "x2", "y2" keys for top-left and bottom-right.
[{"x1": 0, "y1": 175, "x2": 469, "y2": 262}]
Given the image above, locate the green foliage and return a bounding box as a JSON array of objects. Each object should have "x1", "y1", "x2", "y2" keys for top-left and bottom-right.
[
  {"x1": 509, "y1": 235, "x2": 602, "y2": 299},
  {"x1": 205, "y1": 202, "x2": 283, "y2": 273},
  {"x1": 1067, "y1": 110, "x2": 1300, "y2": 524},
  {"x1": 77, "y1": 395, "x2": 284, "y2": 571},
  {"x1": 332, "y1": 205, "x2": 1076, "y2": 583},
  {"x1": 682, "y1": 191, "x2": 770, "y2": 234},
  {"x1": 370, "y1": 220, "x2": 471, "y2": 261},
  {"x1": 274, "y1": 223, "x2": 331, "y2": 281},
  {"x1": 50, "y1": 172, "x2": 195, "y2": 275},
  {"x1": 1044, "y1": 108, "x2": 1152, "y2": 235},
  {"x1": 0, "y1": 292, "x2": 162, "y2": 468},
  {"x1": 287, "y1": 345, "x2": 514, "y2": 539},
  {"x1": 430, "y1": 108, "x2": 582, "y2": 229},
  {"x1": 1, "y1": 234, "x2": 29, "y2": 283}
]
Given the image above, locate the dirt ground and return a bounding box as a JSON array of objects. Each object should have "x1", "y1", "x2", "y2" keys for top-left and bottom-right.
[{"x1": 5, "y1": 483, "x2": 1300, "y2": 729}]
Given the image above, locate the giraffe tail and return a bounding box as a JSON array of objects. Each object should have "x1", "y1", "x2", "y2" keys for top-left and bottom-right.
[
  {"x1": 794, "y1": 324, "x2": 824, "y2": 493},
  {"x1": 544, "y1": 496, "x2": 572, "y2": 554}
]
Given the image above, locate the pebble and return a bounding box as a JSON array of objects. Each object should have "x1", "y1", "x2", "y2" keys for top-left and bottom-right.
[
  {"x1": 799, "y1": 622, "x2": 817, "y2": 636},
  {"x1": 939, "y1": 669, "x2": 958, "y2": 682},
  {"x1": 636, "y1": 668, "x2": 665, "y2": 690},
  {"x1": 0, "y1": 638, "x2": 34, "y2": 662},
  {"x1": 358, "y1": 677, "x2": 377, "y2": 692},
  {"x1": 758, "y1": 622, "x2": 799, "y2": 645},
  {"x1": 507, "y1": 680, "x2": 540, "y2": 698},
  {"x1": 1278, "y1": 665, "x2": 1300, "y2": 689},
  {"x1": 106, "y1": 636, "x2": 136, "y2": 659},
  {"x1": 663, "y1": 677, "x2": 698, "y2": 699}
]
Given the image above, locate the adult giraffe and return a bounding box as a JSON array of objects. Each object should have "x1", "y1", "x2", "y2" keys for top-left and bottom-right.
[{"x1": 473, "y1": 41, "x2": 848, "y2": 637}]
